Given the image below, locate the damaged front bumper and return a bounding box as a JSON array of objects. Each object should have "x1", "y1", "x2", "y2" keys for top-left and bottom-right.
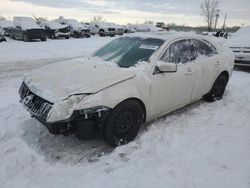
[{"x1": 19, "y1": 82, "x2": 110, "y2": 139}]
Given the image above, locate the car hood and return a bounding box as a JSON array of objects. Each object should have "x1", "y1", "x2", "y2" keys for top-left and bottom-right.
[{"x1": 24, "y1": 58, "x2": 136, "y2": 103}]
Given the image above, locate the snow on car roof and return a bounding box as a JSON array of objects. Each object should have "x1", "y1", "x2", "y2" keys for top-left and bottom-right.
[
  {"x1": 125, "y1": 31, "x2": 213, "y2": 42},
  {"x1": 224, "y1": 26, "x2": 250, "y2": 47},
  {"x1": 43, "y1": 21, "x2": 67, "y2": 29},
  {"x1": 63, "y1": 19, "x2": 87, "y2": 28},
  {"x1": 234, "y1": 25, "x2": 250, "y2": 37},
  {"x1": 0, "y1": 20, "x2": 14, "y2": 28},
  {"x1": 13, "y1": 17, "x2": 41, "y2": 29}
]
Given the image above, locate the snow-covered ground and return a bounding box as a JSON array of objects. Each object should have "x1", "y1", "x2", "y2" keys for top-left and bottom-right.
[{"x1": 0, "y1": 37, "x2": 250, "y2": 188}]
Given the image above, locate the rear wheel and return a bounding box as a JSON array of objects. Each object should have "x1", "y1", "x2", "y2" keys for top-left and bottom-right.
[
  {"x1": 104, "y1": 100, "x2": 144, "y2": 146},
  {"x1": 204, "y1": 73, "x2": 228, "y2": 102}
]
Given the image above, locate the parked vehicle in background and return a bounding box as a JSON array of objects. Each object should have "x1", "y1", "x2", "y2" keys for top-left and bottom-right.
[
  {"x1": 134, "y1": 24, "x2": 164, "y2": 32},
  {"x1": 124, "y1": 25, "x2": 136, "y2": 33},
  {"x1": 56, "y1": 18, "x2": 90, "y2": 38},
  {"x1": 0, "y1": 20, "x2": 14, "y2": 36},
  {"x1": 156, "y1": 22, "x2": 170, "y2": 31},
  {"x1": 114, "y1": 24, "x2": 124, "y2": 35},
  {"x1": 19, "y1": 33, "x2": 234, "y2": 146},
  {"x1": 224, "y1": 26, "x2": 250, "y2": 67},
  {"x1": 0, "y1": 28, "x2": 7, "y2": 42},
  {"x1": 89, "y1": 22, "x2": 116, "y2": 37},
  {"x1": 10, "y1": 17, "x2": 46, "y2": 42},
  {"x1": 40, "y1": 21, "x2": 70, "y2": 39}
]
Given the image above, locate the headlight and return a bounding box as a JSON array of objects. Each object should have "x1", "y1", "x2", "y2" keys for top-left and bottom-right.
[{"x1": 47, "y1": 95, "x2": 85, "y2": 123}]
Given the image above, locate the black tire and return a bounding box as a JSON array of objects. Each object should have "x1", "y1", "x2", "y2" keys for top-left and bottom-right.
[
  {"x1": 51, "y1": 33, "x2": 57, "y2": 39},
  {"x1": 65, "y1": 36, "x2": 70, "y2": 39},
  {"x1": 73, "y1": 32, "x2": 79, "y2": 38},
  {"x1": 104, "y1": 100, "x2": 144, "y2": 147},
  {"x1": 23, "y1": 34, "x2": 30, "y2": 42},
  {"x1": 99, "y1": 30, "x2": 105, "y2": 37},
  {"x1": 10, "y1": 34, "x2": 15, "y2": 40},
  {"x1": 41, "y1": 36, "x2": 47, "y2": 41},
  {"x1": 204, "y1": 73, "x2": 228, "y2": 102}
]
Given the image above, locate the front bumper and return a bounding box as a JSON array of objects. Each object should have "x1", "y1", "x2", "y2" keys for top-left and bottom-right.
[
  {"x1": 55, "y1": 31, "x2": 70, "y2": 37},
  {"x1": 77, "y1": 30, "x2": 91, "y2": 37},
  {"x1": 19, "y1": 82, "x2": 110, "y2": 138},
  {"x1": 105, "y1": 29, "x2": 116, "y2": 36}
]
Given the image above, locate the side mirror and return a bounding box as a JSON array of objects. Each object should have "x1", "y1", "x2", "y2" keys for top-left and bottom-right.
[{"x1": 155, "y1": 62, "x2": 177, "y2": 74}]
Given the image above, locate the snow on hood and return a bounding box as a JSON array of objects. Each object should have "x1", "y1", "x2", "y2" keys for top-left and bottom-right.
[
  {"x1": 24, "y1": 58, "x2": 136, "y2": 102},
  {"x1": 43, "y1": 21, "x2": 67, "y2": 30}
]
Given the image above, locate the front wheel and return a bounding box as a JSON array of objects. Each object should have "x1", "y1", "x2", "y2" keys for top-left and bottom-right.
[
  {"x1": 204, "y1": 74, "x2": 228, "y2": 102},
  {"x1": 99, "y1": 30, "x2": 105, "y2": 37},
  {"x1": 23, "y1": 34, "x2": 30, "y2": 42},
  {"x1": 104, "y1": 100, "x2": 144, "y2": 147},
  {"x1": 73, "y1": 32, "x2": 79, "y2": 38},
  {"x1": 41, "y1": 36, "x2": 47, "y2": 41}
]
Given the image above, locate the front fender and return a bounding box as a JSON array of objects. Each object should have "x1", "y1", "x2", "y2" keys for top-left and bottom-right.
[{"x1": 74, "y1": 78, "x2": 150, "y2": 119}]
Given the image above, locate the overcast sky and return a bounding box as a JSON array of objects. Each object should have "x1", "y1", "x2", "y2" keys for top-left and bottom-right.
[{"x1": 1, "y1": 0, "x2": 250, "y2": 26}]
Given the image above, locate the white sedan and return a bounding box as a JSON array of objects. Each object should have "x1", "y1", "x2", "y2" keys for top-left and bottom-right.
[{"x1": 19, "y1": 33, "x2": 234, "y2": 146}]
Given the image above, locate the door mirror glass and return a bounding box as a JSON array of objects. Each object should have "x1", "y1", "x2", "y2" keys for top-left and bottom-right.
[{"x1": 155, "y1": 62, "x2": 177, "y2": 73}]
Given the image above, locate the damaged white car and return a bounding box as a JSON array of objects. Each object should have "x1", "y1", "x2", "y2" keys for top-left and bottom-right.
[{"x1": 19, "y1": 33, "x2": 234, "y2": 146}]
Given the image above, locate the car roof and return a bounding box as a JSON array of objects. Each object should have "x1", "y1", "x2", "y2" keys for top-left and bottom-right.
[{"x1": 126, "y1": 31, "x2": 212, "y2": 42}]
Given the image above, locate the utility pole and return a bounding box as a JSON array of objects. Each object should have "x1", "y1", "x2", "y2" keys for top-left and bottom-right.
[
  {"x1": 222, "y1": 13, "x2": 227, "y2": 30},
  {"x1": 214, "y1": 9, "x2": 220, "y2": 30}
]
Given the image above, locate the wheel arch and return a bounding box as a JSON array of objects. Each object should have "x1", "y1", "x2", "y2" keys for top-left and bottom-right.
[
  {"x1": 220, "y1": 70, "x2": 229, "y2": 83},
  {"x1": 115, "y1": 97, "x2": 147, "y2": 123}
]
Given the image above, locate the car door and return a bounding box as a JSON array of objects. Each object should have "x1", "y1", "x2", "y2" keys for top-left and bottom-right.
[
  {"x1": 150, "y1": 39, "x2": 198, "y2": 118},
  {"x1": 190, "y1": 39, "x2": 221, "y2": 100}
]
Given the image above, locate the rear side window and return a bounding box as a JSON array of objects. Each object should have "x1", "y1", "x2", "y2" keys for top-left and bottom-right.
[
  {"x1": 160, "y1": 39, "x2": 196, "y2": 64},
  {"x1": 191, "y1": 39, "x2": 215, "y2": 57}
]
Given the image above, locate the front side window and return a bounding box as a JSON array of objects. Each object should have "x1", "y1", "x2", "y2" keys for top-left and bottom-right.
[
  {"x1": 160, "y1": 39, "x2": 195, "y2": 64},
  {"x1": 93, "y1": 37, "x2": 165, "y2": 68}
]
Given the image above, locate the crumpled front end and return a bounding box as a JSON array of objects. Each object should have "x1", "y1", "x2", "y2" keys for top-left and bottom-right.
[{"x1": 19, "y1": 82, "x2": 110, "y2": 139}]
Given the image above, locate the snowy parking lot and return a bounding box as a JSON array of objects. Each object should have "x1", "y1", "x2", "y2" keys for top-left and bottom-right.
[{"x1": 0, "y1": 36, "x2": 250, "y2": 188}]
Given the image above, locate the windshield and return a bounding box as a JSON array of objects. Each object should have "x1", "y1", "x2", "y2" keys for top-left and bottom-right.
[{"x1": 93, "y1": 37, "x2": 165, "y2": 68}]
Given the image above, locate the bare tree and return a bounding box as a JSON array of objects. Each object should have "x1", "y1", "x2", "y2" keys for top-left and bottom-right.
[
  {"x1": 91, "y1": 15, "x2": 104, "y2": 22},
  {"x1": 200, "y1": 0, "x2": 219, "y2": 31},
  {"x1": 32, "y1": 15, "x2": 48, "y2": 25}
]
